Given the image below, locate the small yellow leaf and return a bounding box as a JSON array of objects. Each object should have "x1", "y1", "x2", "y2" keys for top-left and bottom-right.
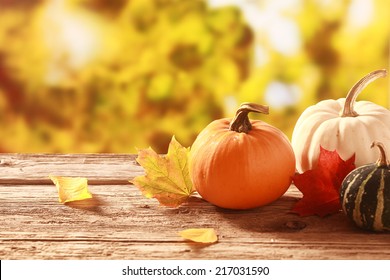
[
  {"x1": 132, "y1": 136, "x2": 195, "y2": 207},
  {"x1": 50, "y1": 176, "x2": 92, "y2": 204},
  {"x1": 178, "y1": 228, "x2": 218, "y2": 243}
]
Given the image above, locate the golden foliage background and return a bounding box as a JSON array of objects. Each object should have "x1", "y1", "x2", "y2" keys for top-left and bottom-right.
[{"x1": 0, "y1": 0, "x2": 389, "y2": 153}]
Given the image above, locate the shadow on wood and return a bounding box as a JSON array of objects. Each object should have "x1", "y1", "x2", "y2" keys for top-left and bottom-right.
[{"x1": 64, "y1": 195, "x2": 107, "y2": 212}]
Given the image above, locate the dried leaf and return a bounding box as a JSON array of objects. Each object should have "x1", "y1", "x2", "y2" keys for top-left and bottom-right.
[
  {"x1": 132, "y1": 136, "x2": 195, "y2": 207},
  {"x1": 178, "y1": 228, "x2": 218, "y2": 243},
  {"x1": 292, "y1": 147, "x2": 355, "y2": 217},
  {"x1": 50, "y1": 176, "x2": 92, "y2": 204}
]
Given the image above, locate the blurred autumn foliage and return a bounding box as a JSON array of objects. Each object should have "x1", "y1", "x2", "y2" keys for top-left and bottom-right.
[{"x1": 0, "y1": 0, "x2": 389, "y2": 153}]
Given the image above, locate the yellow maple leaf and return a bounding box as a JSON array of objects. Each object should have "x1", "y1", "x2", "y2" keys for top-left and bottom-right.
[
  {"x1": 50, "y1": 176, "x2": 93, "y2": 204},
  {"x1": 132, "y1": 136, "x2": 195, "y2": 207},
  {"x1": 178, "y1": 228, "x2": 218, "y2": 243}
]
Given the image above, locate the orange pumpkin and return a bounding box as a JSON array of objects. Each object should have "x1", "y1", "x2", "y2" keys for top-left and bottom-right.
[{"x1": 189, "y1": 102, "x2": 295, "y2": 209}]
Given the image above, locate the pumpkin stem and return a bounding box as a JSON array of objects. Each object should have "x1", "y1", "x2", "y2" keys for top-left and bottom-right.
[
  {"x1": 229, "y1": 102, "x2": 269, "y2": 133},
  {"x1": 371, "y1": 141, "x2": 389, "y2": 167},
  {"x1": 341, "y1": 69, "x2": 387, "y2": 117}
]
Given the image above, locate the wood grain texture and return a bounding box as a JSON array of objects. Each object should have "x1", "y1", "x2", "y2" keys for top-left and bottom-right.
[
  {"x1": 0, "y1": 153, "x2": 142, "y2": 184},
  {"x1": 0, "y1": 154, "x2": 389, "y2": 260}
]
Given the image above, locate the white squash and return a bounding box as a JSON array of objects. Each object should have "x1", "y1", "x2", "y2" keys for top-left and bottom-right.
[{"x1": 292, "y1": 69, "x2": 390, "y2": 173}]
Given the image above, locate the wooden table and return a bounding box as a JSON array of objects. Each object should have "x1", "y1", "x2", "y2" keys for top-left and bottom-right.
[{"x1": 1, "y1": 154, "x2": 389, "y2": 260}]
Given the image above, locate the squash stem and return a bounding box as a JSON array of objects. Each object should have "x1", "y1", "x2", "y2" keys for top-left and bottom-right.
[
  {"x1": 229, "y1": 102, "x2": 269, "y2": 133},
  {"x1": 371, "y1": 141, "x2": 389, "y2": 168},
  {"x1": 341, "y1": 69, "x2": 387, "y2": 117}
]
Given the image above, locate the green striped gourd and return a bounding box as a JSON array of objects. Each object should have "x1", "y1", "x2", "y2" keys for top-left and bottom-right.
[{"x1": 340, "y1": 141, "x2": 390, "y2": 232}]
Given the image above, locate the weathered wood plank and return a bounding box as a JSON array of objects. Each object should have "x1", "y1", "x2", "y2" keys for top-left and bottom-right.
[
  {"x1": 0, "y1": 153, "x2": 143, "y2": 185},
  {"x1": 1, "y1": 183, "x2": 389, "y2": 260},
  {"x1": 2, "y1": 240, "x2": 389, "y2": 260},
  {"x1": 1, "y1": 154, "x2": 389, "y2": 260}
]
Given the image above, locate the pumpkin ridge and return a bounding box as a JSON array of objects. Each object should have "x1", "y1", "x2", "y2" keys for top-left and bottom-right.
[
  {"x1": 352, "y1": 167, "x2": 377, "y2": 228},
  {"x1": 359, "y1": 168, "x2": 382, "y2": 229},
  {"x1": 353, "y1": 117, "x2": 377, "y2": 166},
  {"x1": 341, "y1": 168, "x2": 361, "y2": 213},
  {"x1": 373, "y1": 169, "x2": 385, "y2": 231}
]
